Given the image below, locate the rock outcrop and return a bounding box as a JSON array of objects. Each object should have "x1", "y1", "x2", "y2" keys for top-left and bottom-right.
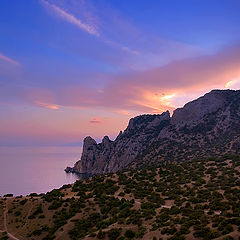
[{"x1": 66, "y1": 89, "x2": 240, "y2": 175}]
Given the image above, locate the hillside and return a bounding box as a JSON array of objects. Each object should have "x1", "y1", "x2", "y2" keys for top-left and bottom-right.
[
  {"x1": 1, "y1": 154, "x2": 240, "y2": 240},
  {"x1": 67, "y1": 89, "x2": 240, "y2": 175}
]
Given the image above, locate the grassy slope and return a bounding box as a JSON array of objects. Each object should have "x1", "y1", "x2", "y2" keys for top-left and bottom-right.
[{"x1": 0, "y1": 155, "x2": 240, "y2": 240}]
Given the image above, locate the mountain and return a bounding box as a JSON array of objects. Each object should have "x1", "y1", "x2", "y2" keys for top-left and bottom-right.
[{"x1": 66, "y1": 89, "x2": 240, "y2": 175}]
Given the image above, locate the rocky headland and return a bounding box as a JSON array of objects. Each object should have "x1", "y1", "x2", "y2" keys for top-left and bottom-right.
[{"x1": 66, "y1": 89, "x2": 240, "y2": 175}]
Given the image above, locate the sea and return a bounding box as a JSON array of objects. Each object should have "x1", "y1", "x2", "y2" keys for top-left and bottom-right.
[{"x1": 0, "y1": 146, "x2": 82, "y2": 196}]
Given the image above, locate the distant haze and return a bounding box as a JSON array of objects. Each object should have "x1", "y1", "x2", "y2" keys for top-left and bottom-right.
[{"x1": 0, "y1": 146, "x2": 82, "y2": 196}]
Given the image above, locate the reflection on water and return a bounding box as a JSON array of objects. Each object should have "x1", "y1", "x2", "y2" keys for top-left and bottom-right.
[{"x1": 0, "y1": 146, "x2": 82, "y2": 196}]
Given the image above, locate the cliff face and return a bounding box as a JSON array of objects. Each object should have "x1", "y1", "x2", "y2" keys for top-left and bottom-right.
[
  {"x1": 70, "y1": 111, "x2": 171, "y2": 174},
  {"x1": 67, "y1": 89, "x2": 240, "y2": 175}
]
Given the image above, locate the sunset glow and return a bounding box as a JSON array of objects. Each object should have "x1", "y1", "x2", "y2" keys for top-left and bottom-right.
[
  {"x1": 0, "y1": 0, "x2": 240, "y2": 146},
  {"x1": 225, "y1": 77, "x2": 240, "y2": 89},
  {"x1": 225, "y1": 81, "x2": 234, "y2": 88}
]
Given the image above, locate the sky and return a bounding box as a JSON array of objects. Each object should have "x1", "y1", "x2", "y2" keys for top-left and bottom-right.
[{"x1": 0, "y1": 0, "x2": 240, "y2": 146}]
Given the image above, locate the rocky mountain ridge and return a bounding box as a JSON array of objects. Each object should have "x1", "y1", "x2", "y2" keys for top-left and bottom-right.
[{"x1": 66, "y1": 89, "x2": 240, "y2": 175}]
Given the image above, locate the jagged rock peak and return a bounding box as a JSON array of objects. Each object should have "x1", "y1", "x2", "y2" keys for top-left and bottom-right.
[
  {"x1": 115, "y1": 131, "x2": 123, "y2": 141},
  {"x1": 102, "y1": 136, "x2": 112, "y2": 147},
  {"x1": 83, "y1": 136, "x2": 97, "y2": 146},
  {"x1": 102, "y1": 135, "x2": 110, "y2": 142},
  {"x1": 66, "y1": 89, "x2": 240, "y2": 175},
  {"x1": 126, "y1": 111, "x2": 170, "y2": 130}
]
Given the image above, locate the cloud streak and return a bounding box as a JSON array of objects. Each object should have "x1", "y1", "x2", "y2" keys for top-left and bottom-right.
[
  {"x1": 41, "y1": 0, "x2": 99, "y2": 36},
  {"x1": 40, "y1": 0, "x2": 142, "y2": 57},
  {"x1": 40, "y1": 0, "x2": 198, "y2": 63},
  {"x1": 34, "y1": 101, "x2": 59, "y2": 110},
  {"x1": 0, "y1": 53, "x2": 20, "y2": 66},
  {"x1": 89, "y1": 118, "x2": 102, "y2": 124}
]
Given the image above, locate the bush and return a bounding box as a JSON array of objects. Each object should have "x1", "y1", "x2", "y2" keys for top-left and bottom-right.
[
  {"x1": 125, "y1": 229, "x2": 135, "y2": 239},
  {"x1": 14, "y1": 211, "x2": 21, "y2": 217},
  {"x1": 97, "y1": 230, "x2": 105, "y2": 239},
  {"x1": 19, "y1": 199, "x2": 27, "y2": 205},
  {"x1": 48, "y1": 200, "x2": 63, "y2": 210},
  {"x1": 107, "y1": 228, "x2": 121, "y2": 240},
  {"x1": 3, "y1": 194, "x2": 13, "y2": 197},
  {"x1": 28, "y1": 204, "x2": 43, "y2": 219},
  {"x1": 223, "y1": 236, "x2": 234, "y2": 240},
  {"x1": 29, "y1": 193, "x2": 38, "y2": 197}
]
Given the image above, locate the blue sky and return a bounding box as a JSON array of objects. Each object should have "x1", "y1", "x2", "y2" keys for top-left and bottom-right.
[{"x1": 0, "y1": 0, "x2": 240, "y2": 145}]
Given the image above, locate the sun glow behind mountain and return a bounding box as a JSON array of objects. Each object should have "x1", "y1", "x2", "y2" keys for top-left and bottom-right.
[{"x1": 0, "y1": 0, "x2": 240, "y2": 146}]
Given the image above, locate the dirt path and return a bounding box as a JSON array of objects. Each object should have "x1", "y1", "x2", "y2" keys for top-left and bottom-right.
[{"x1": 3, "y1": 199, "x2": 21, "y2": 240}]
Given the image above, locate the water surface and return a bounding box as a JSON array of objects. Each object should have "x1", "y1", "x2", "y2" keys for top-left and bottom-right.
[{"x1": 0, "y1": 146, "x2": 82, "y2": 196}]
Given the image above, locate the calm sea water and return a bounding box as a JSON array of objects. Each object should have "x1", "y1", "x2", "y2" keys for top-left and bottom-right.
[{"x1": 0, "y1": 146, "x2": 82, "y2": 196}]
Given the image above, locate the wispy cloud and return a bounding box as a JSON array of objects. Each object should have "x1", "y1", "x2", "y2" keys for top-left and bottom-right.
[
  {"x1": 0, "y1": 53, "x2": 20, "y2": 66},
  {"x1": 40, "y1": 0, "x2": 141, "y2": 56},
  {"x1": 89, "y1": 117, "x2": 102, "y2": 124},
  {"x1": 114, "y1": 110, "x2": 131, "y2": 116},
  {"x1": 34, "y1": 101, "x2": 59, "y2": 110},
  {"x1": 41, "y1": 0, "x2": 99, "y2": 36}
]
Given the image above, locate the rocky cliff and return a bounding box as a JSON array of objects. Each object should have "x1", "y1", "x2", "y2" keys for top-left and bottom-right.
[{"x1": 66, "y1": 89, "x2": 240, "y2": 175}]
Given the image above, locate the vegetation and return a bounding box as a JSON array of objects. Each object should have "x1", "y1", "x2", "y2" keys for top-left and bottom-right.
[{"x1": 1, "y1": 154, "x2": 240, "y2": 239}]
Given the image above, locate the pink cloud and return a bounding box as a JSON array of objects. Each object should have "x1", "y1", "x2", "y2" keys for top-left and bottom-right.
[
  {"x1": 2, "y1": 45, "x2": 240, "y2": 145},
  {"x1": 34, "y1": 101, "x2": 59, "y2": 110},
  {"x1": 114, "y1": 110, "x2": 131, "y2": 115},
  {"x1": 1, "y1": 44, "x2": 240, "y2": 114},
  {"x1": 89, "y1": 118, "x2": 102, "y2": 124},
  {"x1": 0, "y1": 53, "x2": 20, "y2": 66},
  {"x1": 102, "y1": 43, "x2": 240, "y2": 110}
]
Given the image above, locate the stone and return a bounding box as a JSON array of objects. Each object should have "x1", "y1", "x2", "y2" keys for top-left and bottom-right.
[{"x1": 66, "y1": 89, "x2": 240, "y2": 175}]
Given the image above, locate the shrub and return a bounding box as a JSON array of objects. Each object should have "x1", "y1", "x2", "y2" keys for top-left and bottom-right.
[
  {"x1": 223, "y1": 236, "x2": 234, "y2": 240},
  {"x1": 19, "y1": 199, "x2": 27, "y2": 205},
  {"x1": 97, "y1": 230, "x2": 105, "y2": 239},
  {"x1": 124, "y1": 229, "x2": 135, "y2": 239},
  {"x1": 3, "y1": 194, "x2": 13, "y2": 197},
  {"x1": 107, "y1": 228, "x2": 121, "y2": 240},
  {"x1": 14, "y1": 211, "x2": 21, "y2": 217}
]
